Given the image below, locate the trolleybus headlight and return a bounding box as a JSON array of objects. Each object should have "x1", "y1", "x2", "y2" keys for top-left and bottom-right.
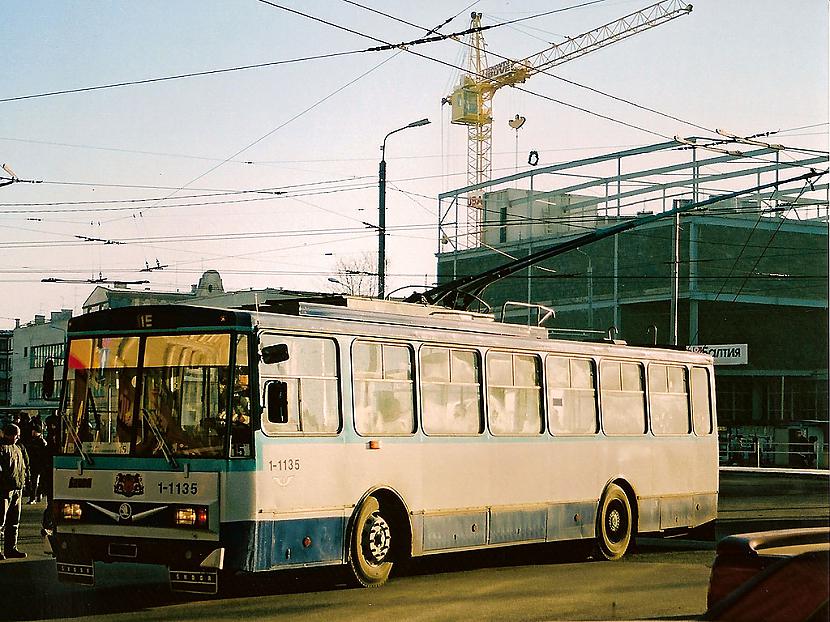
[
  {"x1": 175, "y1": 506, "x2": 208, "y2": 528},
  {"x1": 61, "y1": 502, "x2": 83, "y2": 521}
]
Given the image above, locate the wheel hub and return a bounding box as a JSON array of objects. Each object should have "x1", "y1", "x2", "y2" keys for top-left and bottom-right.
[
  {"x1": 363, "y1": 513, "x2": 391, "y2": 564},
  {"x1": 608, "y1": 508, "x2": 622, "y2": 534}
]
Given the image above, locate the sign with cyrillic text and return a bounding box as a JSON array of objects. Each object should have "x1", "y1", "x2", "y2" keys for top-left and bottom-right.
[{"x1": 686, "y1": 344, "x2": 748, "y2": 366}]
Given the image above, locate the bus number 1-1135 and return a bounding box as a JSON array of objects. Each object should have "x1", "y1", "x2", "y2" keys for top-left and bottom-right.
[{"x1": 269, "y1": 459, "x2": 301, "y2": 472}]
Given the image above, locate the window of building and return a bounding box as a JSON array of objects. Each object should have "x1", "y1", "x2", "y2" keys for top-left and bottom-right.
[
  {"x1": 353, "y1": 341, "x2": 414, "y2": 435},
  {"x1": 648, "y1": 364, "x2": 690, "y2": 435},
  {"x1": 486, "y1": 351, "x2": 542, "y2": 435},
  {"x1": 261, "y1": 335, "x2": 340, "y2": 435},
  {"x1": 28, "y1": 380, "x2": 64, "y2": 402},
  {"x1": 30, "y1": 343, "x2": 65, "y2": 368},
  {"x1": 420, "y1": 346, "x2": 482, "y2": 435},
  {"x1": 499, "y1": 206, "x2": 508, "y2": 243},
  {"x1": 716, "y1": 377, "x2": 753, "y2": 425},
  {"x1": 600, "y1": 360, "x2": 646, "y2": 435},
  {"x1": 546, "y1": 355, "x2": 598, "y2": 435}
]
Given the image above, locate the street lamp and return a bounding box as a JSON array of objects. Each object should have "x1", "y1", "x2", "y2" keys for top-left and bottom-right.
[{"x1": 378, "y1": 118, "x2": 430, "y2": 299}]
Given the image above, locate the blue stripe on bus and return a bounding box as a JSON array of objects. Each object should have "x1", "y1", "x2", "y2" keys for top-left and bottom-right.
[{"x1": 222, "y1": 517, "x2": 345, "y2": 572}]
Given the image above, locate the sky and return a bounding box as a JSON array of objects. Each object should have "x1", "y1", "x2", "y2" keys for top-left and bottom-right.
[{"x1": 1, "y1": 0, "x2": 827, "y2": 329}]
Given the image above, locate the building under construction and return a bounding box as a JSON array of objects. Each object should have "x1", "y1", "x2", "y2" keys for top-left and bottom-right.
[{"x1": 434, "y1": 139, "x2": 829, "y2": 441}]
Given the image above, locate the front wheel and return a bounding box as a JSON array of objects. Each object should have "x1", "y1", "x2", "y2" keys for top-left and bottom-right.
[
  {"x1": 348, "y1": 496, "x2": 394, "y2": 587},
  {"x1": 595, "y1": 483, "x2": 633, "y2": 560}
]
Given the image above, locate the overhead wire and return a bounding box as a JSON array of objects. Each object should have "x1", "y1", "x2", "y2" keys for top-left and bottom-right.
[{"x1": 254, "y1": 0, "x2": 679, "y2": 140}]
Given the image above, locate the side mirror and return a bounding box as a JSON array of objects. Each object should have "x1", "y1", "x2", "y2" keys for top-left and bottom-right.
[
  {"x1": 266, "y1": 380, "x2": 289, "y2": 424},
  {"x1": 42, "y1": 359, "x2": 55, "y2": 400},
  {"x1": 261, "y1": 344, "x2": 289, "y2": 365}
]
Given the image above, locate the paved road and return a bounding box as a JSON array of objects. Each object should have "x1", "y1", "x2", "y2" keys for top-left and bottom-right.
[{"x1": 1, "y1": 470, "x2": 826, "y2": 621}]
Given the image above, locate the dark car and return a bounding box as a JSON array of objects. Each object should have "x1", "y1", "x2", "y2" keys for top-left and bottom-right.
[{"x1": 705, "y1": 527, "x2": 829, "y2": 621}]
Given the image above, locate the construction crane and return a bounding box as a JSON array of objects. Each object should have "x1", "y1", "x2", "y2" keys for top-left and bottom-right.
[{"x1": 446, "y1": 0, "x2": 693, "y2": 234}]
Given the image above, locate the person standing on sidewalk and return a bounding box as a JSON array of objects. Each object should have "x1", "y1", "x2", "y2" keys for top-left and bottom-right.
[
  {"x1": 26, "y1": 421, "x2": 48, "y2": 504},
  {"x1": 0, "y1": 423, "x2": 30, "y2": 559}
]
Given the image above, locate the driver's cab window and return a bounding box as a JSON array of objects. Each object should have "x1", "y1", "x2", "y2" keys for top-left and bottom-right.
[
  {"x1": 261, "y1": 335, "x2": 340, "y2": 435},
  {"x1": 229, "y1": 335, "x2": 252, "y2": 456}
]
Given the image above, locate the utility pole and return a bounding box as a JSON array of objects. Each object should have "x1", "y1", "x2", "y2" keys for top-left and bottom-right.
[{"x1": 378, "y1": 119, "x2": 430, "y2": 298}]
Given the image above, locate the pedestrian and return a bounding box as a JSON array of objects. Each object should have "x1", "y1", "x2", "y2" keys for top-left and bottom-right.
[
  {"x1": 41, "y1": 414, "x2": 59, "y2": 537},
  {"x1": 0, "y1": 423, "x2": 30, "y2": 559},
  {"x1": 27, "y1": 420, "x2": 48, "y2": 504},
  {"x1": 18, "y1": 415, "x2": 33, "y2": 500}
]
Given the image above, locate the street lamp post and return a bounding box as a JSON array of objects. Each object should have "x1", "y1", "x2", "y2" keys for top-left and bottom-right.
[{"x1": 378, "y1": 118, "x2": 430, "y2": 298}]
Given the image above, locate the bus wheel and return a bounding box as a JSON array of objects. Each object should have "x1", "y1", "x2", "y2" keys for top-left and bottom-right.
[
  {"x1": 595, "y1": 483, "x2": 633, "y2": 560},
  {"x1": 349, "y1": 496, "x2": 393, "y2": 587}
]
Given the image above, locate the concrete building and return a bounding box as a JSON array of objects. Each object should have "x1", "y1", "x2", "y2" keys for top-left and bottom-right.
[
  {"x1": 0, "y1": 329, "x2": 12, "y2": 409},
  {"x1": 435, "y1": 139, "x2": 829, "y2": 465},
  {"x1": 438, "y1": 211, "x2": 828, "y2": 430},
  {"x1": 10, "y1": 310, "x2": 71, "y2": 416}
]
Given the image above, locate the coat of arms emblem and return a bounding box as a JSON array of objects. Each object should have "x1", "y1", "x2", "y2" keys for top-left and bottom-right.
[{"x1": 114, "y1": 473, "x2": 145, "y2": 498}]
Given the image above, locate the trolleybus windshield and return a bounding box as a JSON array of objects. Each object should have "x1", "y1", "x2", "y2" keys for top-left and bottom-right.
[{"x1": 60, "y1": 332, "x2": 250, "y2": 459}]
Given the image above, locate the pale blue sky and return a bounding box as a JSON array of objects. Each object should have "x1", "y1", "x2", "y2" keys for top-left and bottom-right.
[{"x1": 1, "y1": 0, "x2": 827, "y2": 327}]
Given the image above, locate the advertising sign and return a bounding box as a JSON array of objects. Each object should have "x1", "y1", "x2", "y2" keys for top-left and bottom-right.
[{"x1": 686, "y1": 344, "x2": 748, "y2": 366}]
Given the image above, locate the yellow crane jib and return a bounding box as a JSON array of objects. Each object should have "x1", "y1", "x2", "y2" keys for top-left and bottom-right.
[{"x1": 447, "y1": 0, "x2": 693, "y2": 182}]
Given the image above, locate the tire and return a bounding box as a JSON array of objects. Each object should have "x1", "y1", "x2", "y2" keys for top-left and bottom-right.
[
  {"x1": 348, "y1": 496, "x2": 394, "y2": 587},
  {"x1": 595, "y1": 483, "x2": 633, "y2": 560}
]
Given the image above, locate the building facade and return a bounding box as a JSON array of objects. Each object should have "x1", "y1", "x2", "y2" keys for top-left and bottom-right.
[
  {"x1": 10, "y1": 310, "x2": 71, "y2": 415},
  {"x1": 0, "y1": 329, "x2": 12, "y2": 409},
  {"x1": 438, "y1": 212, "x2": 828, "y2": 429}
]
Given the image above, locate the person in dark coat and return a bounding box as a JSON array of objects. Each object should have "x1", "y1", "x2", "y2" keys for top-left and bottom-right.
[
  {"x1": 27, "y1": 420, "x2": 49, "y2": 504},
  {"x1": 41, "y1": 414, "x2": 59, "y2": 536},
  {"x1": 0, "y1": 423, "x2": 30, "y2": 559}
]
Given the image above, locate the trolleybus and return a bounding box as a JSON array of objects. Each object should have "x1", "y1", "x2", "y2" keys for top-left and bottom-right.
[{"x1": 49, "y1": 297, "x2": 718, "y2": 593}]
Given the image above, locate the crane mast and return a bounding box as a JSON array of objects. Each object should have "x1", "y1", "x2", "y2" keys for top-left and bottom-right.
[{"x1": 447, "y1": 0, "x2": 693, "y2": 241}]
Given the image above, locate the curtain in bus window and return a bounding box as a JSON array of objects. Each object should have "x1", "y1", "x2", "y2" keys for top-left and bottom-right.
[
  {"x1": 354, "y1": 341, "x2": 414, "y2": 435},
  {"x1": 63, "y1": 337, "x2": 140, "y2": 455},
  {"x1": 546, "y1": 356, "x2": 598, "y2": 435},
  {"x1": 421, "y1": 346, "x2": 481, "y2": 435},
  {"x1": 601, "y1": 360, "x2": 646, "y2": 435},
  {"x1": 487, "y1": 352, "x2": 542, "y2": 435},
  {"x1": 691, "y1": 367, "x2": 712, "y2": 435},
  {"x1": 262, "y1": 336, "x2": 339, "y2": 435},
  {"x1": 648, "y1": 364, "x2": 690, "y2": 435}
]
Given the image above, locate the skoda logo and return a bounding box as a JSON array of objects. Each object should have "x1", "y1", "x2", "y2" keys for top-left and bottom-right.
[{"x1": 118, "y1": 503, "x2": 132, "y2": 520}]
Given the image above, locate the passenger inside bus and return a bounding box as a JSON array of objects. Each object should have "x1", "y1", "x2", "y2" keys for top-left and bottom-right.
[
  {"x1": 230, "y1": 372, "x2": 251, "y2": 450},
  {"x1": 116, "y1": 371, "x2": 136, "y2": 443}
]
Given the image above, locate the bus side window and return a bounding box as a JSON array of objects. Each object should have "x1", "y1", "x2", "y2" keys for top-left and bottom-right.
[
  {"x1": 690, "y1": 367, "x2": 712, "y2": 435},
  {"x1": 266, "y1": 380, "x2": 289, "y2": 424},
  {"x1": 486, "y1": 351, "x2": 542, "y2": 436},
  {"x1": 600, "y1": 360, "x2": 646, "y2": 435},
  {"x1": 261, "y1": 336, "x2": 340, "y2": 435}
]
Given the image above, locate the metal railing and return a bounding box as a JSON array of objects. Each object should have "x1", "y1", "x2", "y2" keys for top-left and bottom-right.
[{"x1": 719, "y1": 438, "x2": 827, "y2": 470}]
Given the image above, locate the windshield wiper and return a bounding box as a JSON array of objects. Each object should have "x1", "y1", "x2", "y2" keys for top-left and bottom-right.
[
  {"x1": 140, "y1": 408, "x2": 179, "y2": 469},
  {"x1": 59, "y1": 409, "x2": 93, "y2": 466}
]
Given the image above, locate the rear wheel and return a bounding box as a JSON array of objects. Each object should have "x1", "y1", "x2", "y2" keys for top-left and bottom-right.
[
  {"x1": 595, "y1": 483, "x2": 633, "y2": 560},
  {"x1": 349, "y1": 496, "x2": 394, "y2": 587}
]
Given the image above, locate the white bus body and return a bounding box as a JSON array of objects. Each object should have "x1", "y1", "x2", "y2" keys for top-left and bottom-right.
[{"x1": 52, "y1": 298, "x2": 717, "y2": 592}]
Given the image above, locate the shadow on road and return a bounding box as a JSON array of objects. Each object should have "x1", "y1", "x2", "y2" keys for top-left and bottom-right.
[{"x1": 0, "y1": 541, "x2": 621, "y2": 620}]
